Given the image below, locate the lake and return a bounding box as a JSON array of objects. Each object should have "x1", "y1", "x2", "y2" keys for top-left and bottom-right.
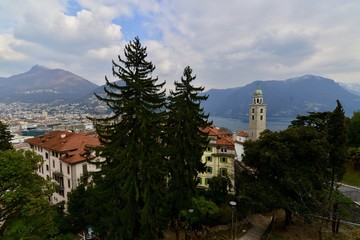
[{"x1": 209, "y1": 115, "x2": 295, "y2": 132}]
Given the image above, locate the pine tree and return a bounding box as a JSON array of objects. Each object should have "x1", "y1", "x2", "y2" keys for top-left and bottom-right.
[
  {"x1": 328, "y1": 100, "x2": 348, "y2": 188},
  {"x1": 0, "y1": 120, "x2": 13, "y2": 152},
  {"x1": 90, "y1": 37, "x2": 167, "y2": 240},
  {"x1": 166, "y1": 66, "x2": 211, "y2": 220}
]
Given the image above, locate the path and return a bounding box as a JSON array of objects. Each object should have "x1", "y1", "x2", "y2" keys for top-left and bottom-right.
[{"x1": 238, "y1": 214, "x2": 272, "y2": 240}]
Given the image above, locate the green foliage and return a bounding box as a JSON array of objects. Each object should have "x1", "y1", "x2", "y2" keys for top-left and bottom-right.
[
  {"x1": 180, "y1": 196, "x2": 219, "y2": 228},
  {"x1": 0, "y1": 150, "x2": 57, "y2": 238},
  {"x1": 328, "y1": 100, "x2": 348, "y2": 186},
  {"x1": 166, "y1": 66, "x2": 211, "y2": 217},
  {"x1": 90, "y1": 37, "x2": 167, "y2": 239},
  {"x1": 0, "y1": 150, "x2": 53, "y2": 221},
  {"x1": 239, "y1": 126, "x2": 331, "y2": 221},
  {"x1": 208, "y1": 175, "x2": 232, "y2": 205},
  {"x1": 2, "y1": 206, "x2": 59, "y2": 240},
  {"x1": 348, "y1": 111, "x2": 360, "y2": 147},
  {"x1": 0, "y1": 121, "x2": 13, "y2": 152}
]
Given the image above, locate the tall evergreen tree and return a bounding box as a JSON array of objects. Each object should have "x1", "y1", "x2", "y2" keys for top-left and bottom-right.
[
  {"x1": 348, "y1": 111, "x2": 360, "y2": 147},
  {"x1": 328, "y1": 100, "x2": 348, "y2": 189},
  {"x1": 166, "y1": 66, "x2": 211, "y2": 216},
  {"x1": 90, "y1": 37, "x2": 167, "y2": 240},
  {"x1": 0, "y1": 120, "x2": 13, "y2": 152}
]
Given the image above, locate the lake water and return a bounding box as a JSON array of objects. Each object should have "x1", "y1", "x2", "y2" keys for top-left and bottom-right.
[{"x1": 209, "y1": 115, "x2": 295, "y2": 132}]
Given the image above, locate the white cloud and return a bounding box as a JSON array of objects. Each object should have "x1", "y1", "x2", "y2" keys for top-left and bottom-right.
[{"x1": 0, "y1": 0, "x2": 359, "y2": 89}]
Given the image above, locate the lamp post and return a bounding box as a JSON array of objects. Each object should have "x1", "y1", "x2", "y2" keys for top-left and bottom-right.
[
  {"x1": 229, "y1": 201, "x2": 237, "y2": 240},
  {"x1": 186, "y1": 208, "x2": 194, "y2": 240}
]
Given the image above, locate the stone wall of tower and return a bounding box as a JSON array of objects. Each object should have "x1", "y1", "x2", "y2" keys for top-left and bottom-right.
[{"x1": 248, "y1": 90, "x2": 266, "y2": 141}]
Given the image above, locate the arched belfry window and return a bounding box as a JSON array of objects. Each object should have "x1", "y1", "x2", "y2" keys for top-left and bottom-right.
[
  {"x1": 260, "y1": 115, "x2": 263, "y2": 120},
  {"x1": 252, "y1": 108, "x2": 255, "y2": 113},
  {"x1": 260, "y1": 108, "x2": 263, "y2": 113},
  {"x1": 256, "y1": 98, "x2": 259, "y2": 104}
]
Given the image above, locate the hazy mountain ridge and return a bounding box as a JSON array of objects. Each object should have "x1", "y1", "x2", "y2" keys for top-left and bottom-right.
[
  {"x1": 0, "y1": 67, "x2": 359, "y2": 117},
  {"x1": 0, "y1": 65, "x2": 98, "y2": 103},
  {"x1": 202, "y1": 75, "x2": 360, "y2": 117},
  {"x1": 339, "y1": 83, "x2": 360, "y2": 97}
]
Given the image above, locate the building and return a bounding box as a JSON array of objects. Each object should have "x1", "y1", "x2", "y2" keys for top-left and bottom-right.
[
  {"x1": 233, "y1": 130, "x2": 249, "y2": 161},
  {"x1": 26, "y1": 130, "x2": 102, "y2": 204},
  {"x1": 248, "y1": 87, "x2": 266, "y2": 141},
  {"x1": 198, "y1": 126, "x2": 236, "y2": 191}
]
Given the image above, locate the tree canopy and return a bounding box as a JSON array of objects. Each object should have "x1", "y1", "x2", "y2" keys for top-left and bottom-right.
[
  {"x1": 348, "y1": 111, "x2": 360, "y2": 147},
  {"x1": 90, "y1": 37, "x2": 168, "y2": 240},
  {"x1": 238, "y1": 101, "x2": 349, "y2": 228},
  {"x1": 239, "y1": 127, "x2": 330, "y2": 224},
  {"x1": 0, "y1": 121, "x2": 13, "y2": 152},
  {"x1": 166, "y1": 66, "x2": 211, "y2": 217},
  {"x1": 0, "y1": 150, "x2": 57, "y2": 238}
]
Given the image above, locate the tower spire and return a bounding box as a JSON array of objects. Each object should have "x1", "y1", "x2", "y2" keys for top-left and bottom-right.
[{"x1": 248, "y1": 86, "x2": 266, "y2": 141}]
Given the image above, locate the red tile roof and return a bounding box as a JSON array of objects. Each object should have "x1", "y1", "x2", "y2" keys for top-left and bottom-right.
[
  {"x1": 236, "y1": 130, "x2": 249, "y2": 137},
  {"x1": 202, "y1": 126, "x2": 234, "y2": 149},
  {"x1": 26, "y1": 130, "x2": 101, "y2": 164}
]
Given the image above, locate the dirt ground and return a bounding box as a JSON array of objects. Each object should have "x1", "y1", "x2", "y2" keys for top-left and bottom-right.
[{"x1": 268, "y1": 210, "x2": 360, "y2": 240}]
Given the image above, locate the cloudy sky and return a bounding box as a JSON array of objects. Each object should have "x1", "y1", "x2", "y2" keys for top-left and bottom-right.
[{"x1": 0, "y1": 0, "x2": 359, "y2": 90}]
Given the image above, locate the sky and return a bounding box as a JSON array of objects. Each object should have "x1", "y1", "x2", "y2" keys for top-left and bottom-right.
[{"x1": 0, "y1": 0, "x2": 359, "y2": 90}]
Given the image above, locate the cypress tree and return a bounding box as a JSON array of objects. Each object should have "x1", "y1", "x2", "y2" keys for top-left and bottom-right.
[
  {"x1": 0, "y1": 120, "x2": 13, "y2": 152},
  {"x1": 166, "y1": 66, "x2": 211, "y2": 220},
  {"x1": 328, "y1": 100, "x2": 348, "y2": 188},
  {"x1": 91, "y1": 37, "x2": 167, "y2": 240},
  {"x1": 327, "y1": 100, "x2": 347, "y2": 233}
]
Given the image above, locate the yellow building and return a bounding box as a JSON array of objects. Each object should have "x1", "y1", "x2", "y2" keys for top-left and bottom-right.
[{"x1": 198, "y1": 126, "x2": 235, "y2": 191}]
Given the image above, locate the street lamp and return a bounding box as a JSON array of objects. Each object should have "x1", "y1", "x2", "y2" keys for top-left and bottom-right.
[
  {"x1": 229, "y1": 201, "x2": 237, "y2": 240},
  {"x1": 186, "y1": 208, "x2": 194, "y2": 240}
]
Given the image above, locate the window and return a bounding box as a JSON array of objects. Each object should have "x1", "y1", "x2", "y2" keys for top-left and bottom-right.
[
  {"x1": 206, "y1": 156, "x2": 212, "y2": 162},
  {"x1": 252, "y1": 108, "x2": 255, "y2": 113},
  {"x1": 197, "y1": 177, "x2": 202, "y2": 185},
  {"x1": 56, "y1": 153, "x2": 58, "y2": 158},
  {"x1": 206, "y1": 167, "x2": 213, "y2": 174},
  {"x1": 220, "y1": 168, "x2": 227, "y2": 177},
  {"x1": 260, "y1": 108, "x2": 263, "y2": 113},
  {"x1": 52, "y1": 151, "x2": 55, "y2": 156},
  {"x1": 68, "y1": 179, "x2": 71, "y2": 188},
  {"x1": 252, "y1": 115, "x2": 254, "y2": 120},
  {"x1": 52, "y1": 160, "x2": 55, "y2": 168},
  {"x1": 205, "y1": 178, "x2": 210, "y2": 185},
  {"x1": 45, "y1": 152, "x2": 49, "y2": 159},
  {"x1": 60, "y1": 162, "x2": 63, "y2": 174},
  {"x1": 67, "y1": 166, "x2": 70, "y2": 174},
  {"x1": 220, "y1": 148, "x2": 227, "y2": 153},
  {"x1": 220, "y1": 157, "x2": 227, "y2": 163},
  {"x1": 260, "y1": 115, "x2": 263, "y2": 120},
  {"x1": 206, "y1": 147, "x2": 212, "y2": 152},
  {"x1": 46, "y1": 164, "x2": 49, "y2": 171}
]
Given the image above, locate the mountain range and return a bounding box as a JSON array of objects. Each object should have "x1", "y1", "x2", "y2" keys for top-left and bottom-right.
[
  {"x1": 0, "y1": 65, "x2": 359, "y2": 117},
  {"x1": 202, "y1": 75, "x2": 360, "y2": 117},
  {"x1": 0, "y1": 65, "x2": 98, "y2": 103}
]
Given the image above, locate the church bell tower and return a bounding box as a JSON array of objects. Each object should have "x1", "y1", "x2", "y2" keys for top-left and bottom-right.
[{"x1": 249, "y1": 87, "x2": 266, "y2": 141}]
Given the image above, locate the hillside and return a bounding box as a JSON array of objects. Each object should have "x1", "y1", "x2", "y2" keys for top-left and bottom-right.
[
  {"x1": 0, "y1": 65, "x2": 98, "y2": 103},
  {"x1": 202, "y1": 75, "x2": 360, "y2": 117}
]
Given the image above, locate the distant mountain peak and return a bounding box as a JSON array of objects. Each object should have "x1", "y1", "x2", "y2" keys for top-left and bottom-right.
[
  {"x1": 30, "y1": 64, "x2": 49, "y2": 71},
  {"x1": 0, "y1": 66, "x2": 98, "y2": 103}
]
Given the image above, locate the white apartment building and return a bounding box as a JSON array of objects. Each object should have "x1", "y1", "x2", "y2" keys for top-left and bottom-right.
[{"x1": 26, "y1": 130, "x2": 102, "y2": 204}]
